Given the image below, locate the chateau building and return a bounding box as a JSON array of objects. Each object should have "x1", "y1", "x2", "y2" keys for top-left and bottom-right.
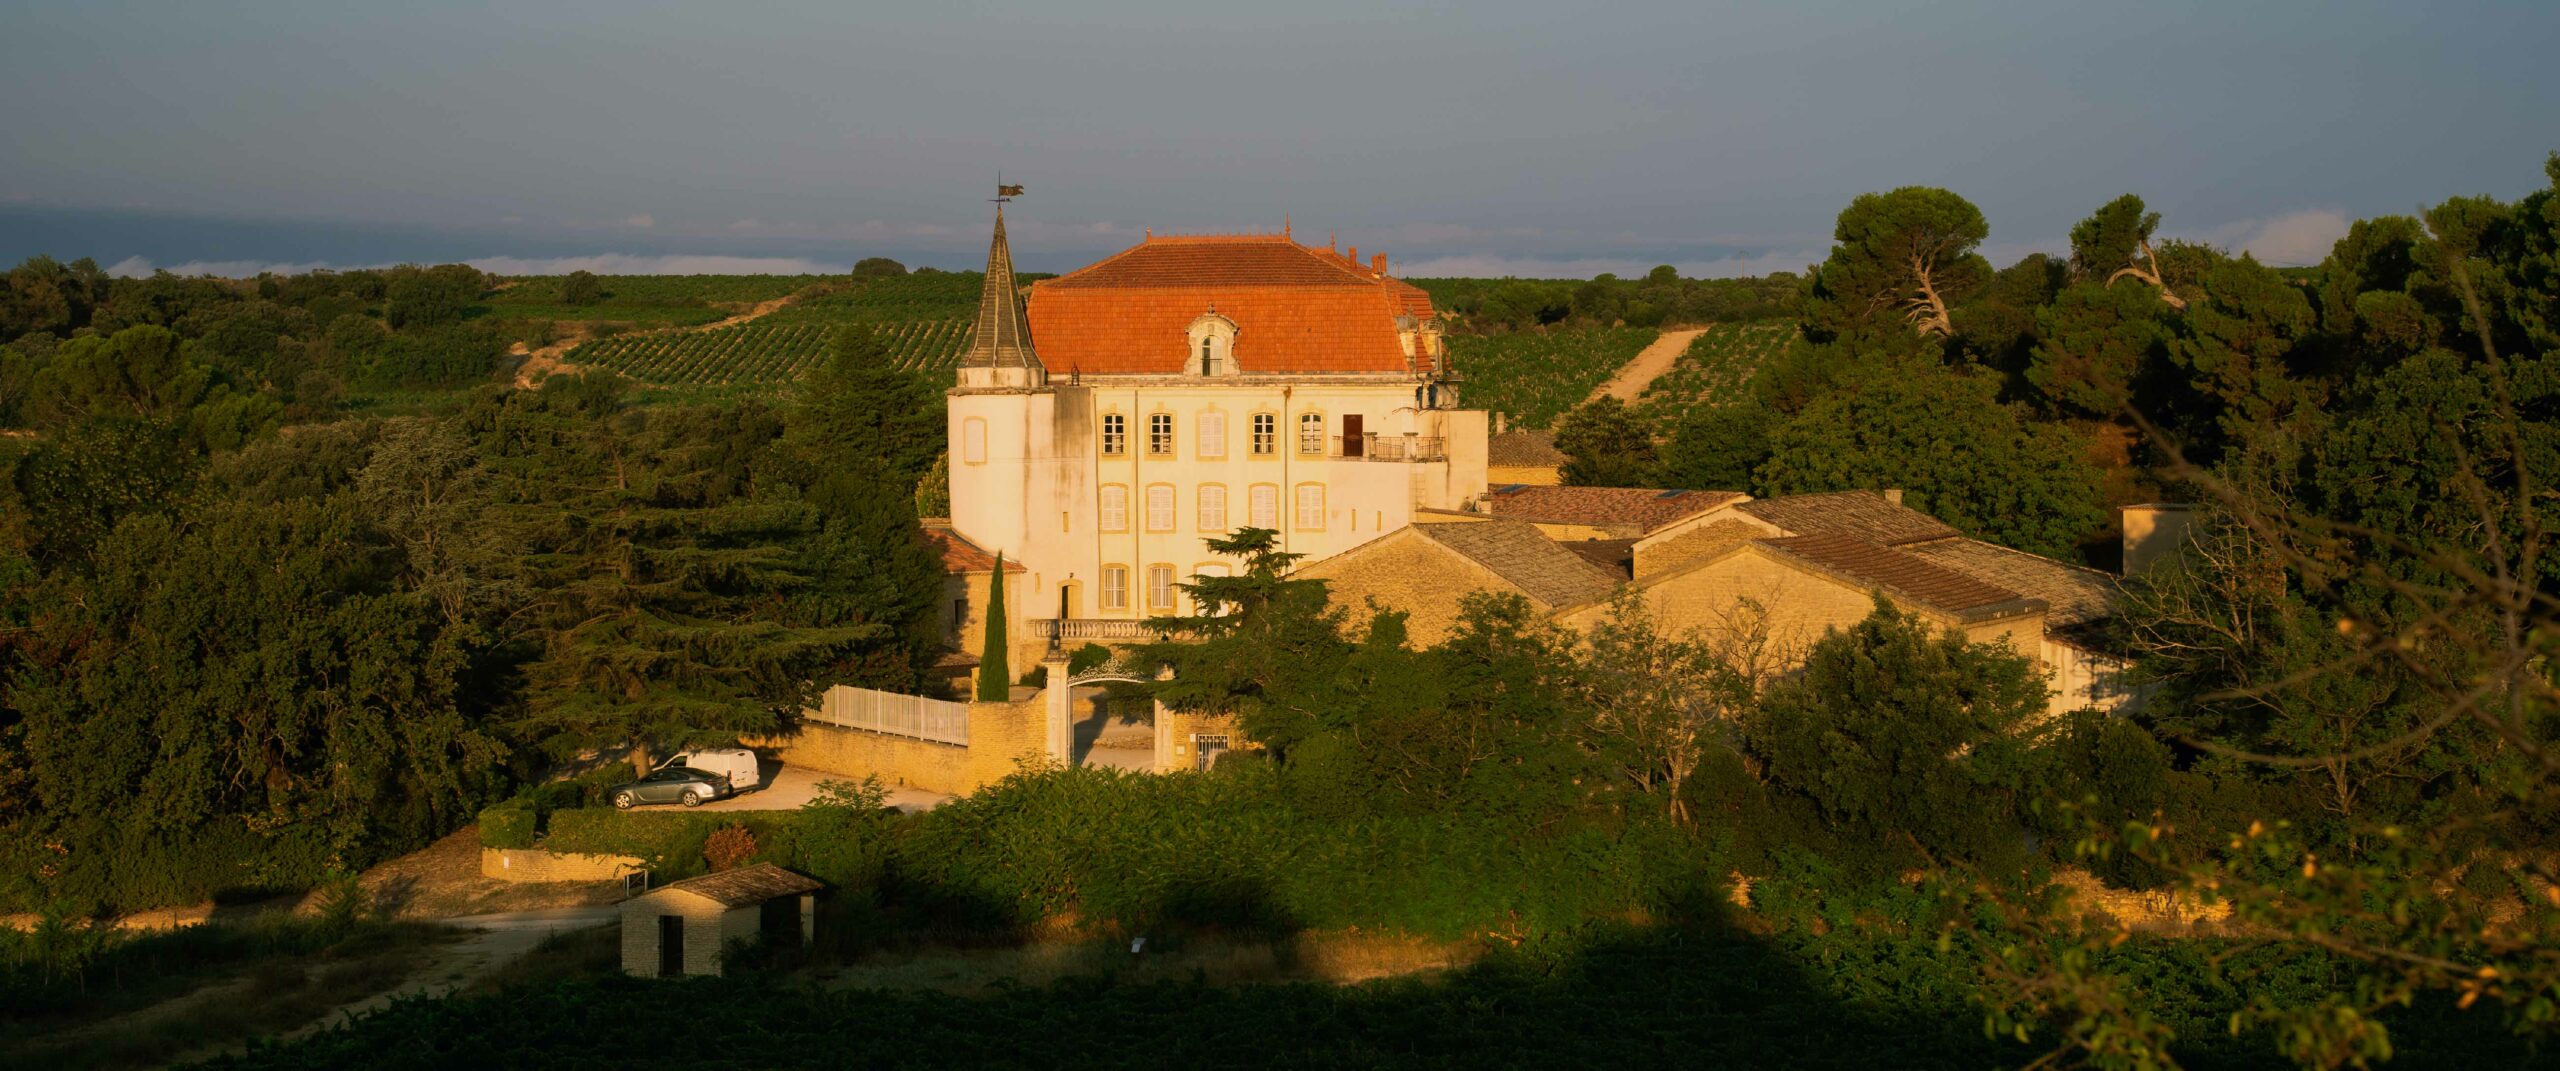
[{"x1": 945, "y1": 205, "x2": 1490, "y2": 668}]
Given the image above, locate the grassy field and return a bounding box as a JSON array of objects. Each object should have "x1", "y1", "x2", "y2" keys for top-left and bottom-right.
[
  {"x1": 1445, "y1": 326, "x2": 1657, "y2": 430},
  {"x1": 1632, "y1": 322, "x2": 1796, "y2": 422}
]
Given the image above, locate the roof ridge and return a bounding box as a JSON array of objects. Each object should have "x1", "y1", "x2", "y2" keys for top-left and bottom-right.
[{"x1": 1760, "y1": 533, "x2": 2038, "y2": 616}]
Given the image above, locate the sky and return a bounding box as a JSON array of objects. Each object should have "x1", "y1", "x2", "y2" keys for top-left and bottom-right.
[{"x1": 3, "y1": 1, "x2": 2556, "y2": 278}]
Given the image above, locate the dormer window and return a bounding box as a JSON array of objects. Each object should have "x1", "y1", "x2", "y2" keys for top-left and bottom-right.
[{"x1": 1185, "y1": 311, "x2": 1238, "y2": 377}]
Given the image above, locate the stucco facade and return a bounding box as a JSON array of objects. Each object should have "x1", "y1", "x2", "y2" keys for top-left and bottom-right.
[{"x1": 1297, "y1": 527, "x2": 1545, "y2": 646}]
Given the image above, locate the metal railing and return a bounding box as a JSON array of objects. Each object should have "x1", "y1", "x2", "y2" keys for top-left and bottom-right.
[
  {"x1": 1330, "y1": 434, "x2": 1447, "y2": 461},
  {"x1": 805, "y1": 684, "x2": 970, "y2": 745}
]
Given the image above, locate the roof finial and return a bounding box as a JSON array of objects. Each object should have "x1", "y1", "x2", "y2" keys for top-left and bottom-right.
[
  {"x1": 1328, "y1": 230, "x2": 1337, "y2": 252},
  {"x1": 1144, "y1": 225, "x2": 1152, "y2": 241},
  {"x1": 1283, "y1": 214, "x2": 1291, "y2": 239}
]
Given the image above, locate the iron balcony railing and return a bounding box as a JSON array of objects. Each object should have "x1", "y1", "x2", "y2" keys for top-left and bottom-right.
[{"x1": 1330, "y1": 434, "x2": 1447, "y2": 461}]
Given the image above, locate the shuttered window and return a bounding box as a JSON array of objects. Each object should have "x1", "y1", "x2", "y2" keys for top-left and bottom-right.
[{"x1": 1099, "y1": 485, "x2": 1128, "y2": 532}]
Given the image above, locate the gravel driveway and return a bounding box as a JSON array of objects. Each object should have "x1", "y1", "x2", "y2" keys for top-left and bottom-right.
[{"x1": 690, "y1": 762, "x2": 951, "y2": 814}]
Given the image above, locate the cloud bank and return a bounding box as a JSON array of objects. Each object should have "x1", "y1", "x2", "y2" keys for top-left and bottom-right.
[{"x1": 105, "y1": 253, "x2": 853, "y2": 278}]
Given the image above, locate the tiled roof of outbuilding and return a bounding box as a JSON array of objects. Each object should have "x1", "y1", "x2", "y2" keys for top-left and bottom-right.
[
  {"x1": 1487, "y1": 430, "x2": 1567, "y2": 467},
  {"x1": 1027, "y1": 234, "x2": 1430, "y2": 376},
  {"x1": 1759, "y1": 533, "x2": 2043, "y2": 621},
  {"x1": 660, "y1": 864, "x2": 823, "y2": 908},
  {"x1": 1558, "y1": 537, "x2": 1638, "y2": 580},
  {"x1": 921, "y1": 524, "x2": 1024, "y2": 574},
  {"x1": 1484, "y1": 486, "x2": 1745, "y2": 533},
  {"x1": 1905, "y1": 537, "x2": 2121, "y2": 628},
  {"x1": 1416, "y1": 520, "x2": 1624, "y2": 609},
  {"x1": 1738, "y1": 491, "x2": 1961, "y2": 546}
]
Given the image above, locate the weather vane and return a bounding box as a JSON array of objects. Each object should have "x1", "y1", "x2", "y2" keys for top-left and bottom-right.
[{"x1": 993, "y1": 173, "x2": 1025, "y2": 203}]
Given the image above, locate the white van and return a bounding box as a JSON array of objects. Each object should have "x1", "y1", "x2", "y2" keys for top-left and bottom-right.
[{"x1": 659, "y1": 748, "x2": 762, "y2": 792}]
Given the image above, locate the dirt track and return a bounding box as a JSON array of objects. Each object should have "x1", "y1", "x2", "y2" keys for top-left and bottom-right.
[{"x1": 1586, "y1": 326, "x2": 1707, "y2": 404}]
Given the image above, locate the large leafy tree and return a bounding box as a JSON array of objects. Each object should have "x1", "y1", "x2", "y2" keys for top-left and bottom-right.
[
  {"x1": 1804, "y1": 186, "x2": 1992, "y2": 343},
  {"x1": 1553, "y1": 396, "x2": 1658, "y2": 486},
  {"x1": 1755, "y1": 359, "x2": 2105, "y2": 558}
]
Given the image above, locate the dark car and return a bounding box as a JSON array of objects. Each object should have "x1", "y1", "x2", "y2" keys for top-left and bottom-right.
[{"x1": 609, "y1": 766, "x2": 733, "y2": 809}]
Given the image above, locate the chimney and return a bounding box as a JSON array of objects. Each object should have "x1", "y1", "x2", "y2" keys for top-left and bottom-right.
[
  {"x1": 1494, "y1": 412, "x2": 1507, "y2": 435},
  {"x1": 1347, "y1": 245, "x2": 1358, "y2": 266},
  {"x1": 2121, "y1": 503, "x2": 2198, "y2": 577},
  {"x1": 1373, "y1": 252, "x2": 1387, "y2": 274},
  {"x1": 1881, "y1": 489, "x2": 1903, "y2": 506}
]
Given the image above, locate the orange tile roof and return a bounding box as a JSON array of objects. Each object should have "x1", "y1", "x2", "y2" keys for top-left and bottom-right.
[
  {"x1": 1758, "y1": 534, "x2": 2041, "y2": 620},
  {"x1": 1027, "y1": 234, "x2": 1433, "y2": 375},
  {"x1": 921, "y1": 525, "x2": 1023, "y2": 574}
]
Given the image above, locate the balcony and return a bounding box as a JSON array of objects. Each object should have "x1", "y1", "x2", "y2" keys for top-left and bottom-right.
[
  {"x1": 1031, "y1": 618, "x2": 1160, "y2": 643},
  {"x1": 1330, "y1": 434, "x2": 1447, "y2": 461}
]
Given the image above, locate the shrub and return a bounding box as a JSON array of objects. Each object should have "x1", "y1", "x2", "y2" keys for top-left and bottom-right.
[
  {"x1": 705, "y1": 825, "x2": 758, "y2": 872},
  {"x1": 476, "y1": 803, "x2": 537, "y2": 850}
]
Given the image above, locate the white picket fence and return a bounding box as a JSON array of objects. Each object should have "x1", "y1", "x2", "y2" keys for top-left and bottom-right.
[{"x1": 806, "y1": 685, "x2": 970, "y2": 745}]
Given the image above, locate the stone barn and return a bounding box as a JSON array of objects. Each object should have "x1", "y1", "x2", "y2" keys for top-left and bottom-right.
[{"x1": 621, "y1": 863, "x2": 822, "y2": 978}]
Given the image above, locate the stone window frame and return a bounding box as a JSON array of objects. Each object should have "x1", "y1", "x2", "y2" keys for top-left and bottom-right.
[
  {"x1": 1196, "y1": 408, "x2": 1229, "y2": 460},
  {"x1": 1147, "y1": 410, "x2": 1175, "y2": 457},
  {"x1": 1196, "y1": 483, "x2": 1228, "y2": 533},
  {"x1": 1248, "y1": 482, "x2": 1280, "y2": 530},
  {"x1": 1099, "y1": 410, "x2": 1127, "y2": 457},
  {"x1": 1144, "y1": 483, "x2": 1176, "y2": 533},
  {"x1": 960, "y1": 417, "x2": 988, "y2": 465},
  {"x1": 1249, "y1": 410, "x2": 1278, "y2": 457},
  {"x1": 1099, "y1": 565, "x2": 1130, "y2": 611},
  {"x1": 1296, "y1": 409, "x2": 1326, "y2": 457},
  {"x1": 1098, "y1": 484, "x2": 1130, "y2": 533},
  {"x1": 1146, "y1": 562, "x2": 1178, "y2": 611},
  {"x1": 1293, "y1": 482, "x2": 1326, "y2": 531},
  {"x1": 1185, "y1": 312, "x2": 1240, "y2": 377}
]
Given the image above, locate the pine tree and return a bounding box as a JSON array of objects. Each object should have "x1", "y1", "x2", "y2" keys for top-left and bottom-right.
[{"x1": 976, "y1": 553, "x2": 1009, "y2": 700}]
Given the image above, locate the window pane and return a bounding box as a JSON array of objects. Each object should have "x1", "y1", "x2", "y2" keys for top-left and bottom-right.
[
  {"x1": 1251, "y1": 414, "x2": 1275, "y2": 455},
  {"x1": 1146, "y1": 485, "x2": 1174, "y2": 531},
  {"x1": 1100, "y1": 486, "x2": 1127, "y2": 531},
  {"x1": 1298, "y1": 413, "x2": 1323, "y2": 454},
  {"x1": 1101, "y1": 414, "x2": 1125, "y2": 455},
  {"x1": 1249, "y1": 485, "x2": 1277, "y2": 529},
  {"x1": 1198, "y1": 412, "x2": 1227, "y2": 457},
  {"x1": 1149, "y1": 413, "x2": 1173, "y2": 455},
  {"x1": 1101, "y1": 566, "x2": 1128, "y2": 610},
  {"x1": 1197, "y1": 485, "x2": 1226, "y2": 531}
]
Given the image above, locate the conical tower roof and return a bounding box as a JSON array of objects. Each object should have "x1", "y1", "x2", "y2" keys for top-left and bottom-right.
[{"x1": 961, "y1": 205, "x2": 1040, "y2": 370}]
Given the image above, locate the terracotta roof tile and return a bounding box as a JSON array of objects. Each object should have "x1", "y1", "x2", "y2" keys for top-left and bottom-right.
[
  {"x1": 921, "y1": 525, "x2": 1024, "y2": 574},
  {"x1": 1415, "y1": 520, "x2": 1624, "y2": 608},
  {"x1": 1484, "y1": 486, "x2": 1746, "y2": 534},
  {"x1": 1487, "y1": 429, "x2": 1566, "y2": 467},
  {"x1": 1904, "y1": 537, "x2": 2121, "y2": 628},
  {"x1": 1026, "y1": 234, "x2": 1431, "y2": 376},
  {"x1": 1758, "y1": 533, "x2": 2041, "y2": 620},
  {"x1": 659, "y1": 863, "x2": 823, "y2": 908},
  {"x1": 1738, "y1": 491, "x2": 1960, "y2": 546}
]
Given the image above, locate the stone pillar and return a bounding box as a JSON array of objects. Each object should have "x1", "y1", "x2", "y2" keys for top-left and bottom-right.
[{"x1": 1043, "y1": 656, "x2": 1072, "y2": 764}]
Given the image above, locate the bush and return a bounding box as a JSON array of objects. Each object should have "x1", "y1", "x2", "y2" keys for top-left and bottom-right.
[{"x1": 476, "y1": 803, "x2": 538, "y2": 850}]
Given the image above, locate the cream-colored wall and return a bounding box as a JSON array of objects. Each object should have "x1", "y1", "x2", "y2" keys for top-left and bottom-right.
[
  {"x1": 1296, "y1": 530, "x2": 1538, "y2": 646},
  {"x1": 621, "y1": 889, "x2": 734, "y2": 978},
  {"x1": 1487, "y1": 463, "x2": 1560, "y2": 486},
  {"x1": 950, "y1": 376, "x2": 1490, "y2": 649},
  {"x1": 483, "y1": 848, "x2": 641, "y2": 883},
  {"x1": 2044, "y1": 638, "x2": 2136, "y2": 717},
  {"x1": 1156, "y1": 710, "x2": 1247, "y2": 773},
  {"x1": 1564, "y1": 551, "x2": 1887, "y2": 660},
  {"x1": 750, "y1": 696, "x2": 1048, "y2": 796}
]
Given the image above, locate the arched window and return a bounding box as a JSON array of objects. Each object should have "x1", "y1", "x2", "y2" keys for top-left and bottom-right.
[
  {"x1": 1098, "y1": 485, "x2": 1129, "y2": 532},
  {"x1": 1297, "y1": 411, "x2": 1325, "y2": 456},
  {"x1": 1100, "y1": 412, "x2": 1126, "y2": 456},
  {"x1": 1294, "y1": 483, "x2": 1326, "y2": 530},
  {"x1": 1250, "y1": 412, "x2": 1277, "y2": 456},
  {"x1": 1197, "y1": 484, "x2": 1228, "y2": 532},
  {"x1": 1146, "y1": 564, "x2": 1177, "y2": 610},
  {"x1": 1197, "y1": 410, "x2": 1227, "y2": 458},
  {"x1": 1249, "y1": 484, "x2": 1279, "y2": 529},
  {"x1": 1148, "y1": 412, "x2": 1174, "y2": 456},
  {"x1": 1145, "y1": 484, "x2": 1175, "y2": 532},
  {"x1": 1200, "y1": 337, "x2": 1217, "y2": 376},
  {"x1": 1100, "y1": 565, "x2": 1130, "y2": 611}
]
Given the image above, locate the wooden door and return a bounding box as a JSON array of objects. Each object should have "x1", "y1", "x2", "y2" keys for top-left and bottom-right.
[
  {"x1": 658, "y1": 914, "x2": 685, "y2": 976},
  {"x1": 1342, "y1": 414, "x2": 1364, "y2": 457}
]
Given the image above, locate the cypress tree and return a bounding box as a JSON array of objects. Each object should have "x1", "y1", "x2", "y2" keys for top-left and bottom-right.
[{"x1": 976, "y1": 554, "x2": 1010, "y2": 700}]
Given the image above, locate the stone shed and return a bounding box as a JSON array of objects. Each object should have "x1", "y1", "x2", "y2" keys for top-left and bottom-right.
[{"x1": 621, "y1": 863, "x2": 822, "y2": 978}]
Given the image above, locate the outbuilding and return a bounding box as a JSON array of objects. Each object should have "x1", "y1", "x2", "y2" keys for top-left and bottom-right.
[{"x1": 621, "y1": 863, "x2": 822, "y2": 978}]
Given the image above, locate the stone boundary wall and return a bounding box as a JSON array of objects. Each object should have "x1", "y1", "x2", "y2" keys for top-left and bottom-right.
[
  {"x1": 752, "y1": 696, "x2": 1048, "y2": 795},
  {"x1": 483, "y1": 847, "x2": 644, "y2": 883}
]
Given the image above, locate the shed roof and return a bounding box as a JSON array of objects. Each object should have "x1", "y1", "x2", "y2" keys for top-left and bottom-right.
[
  {"x1": 1484, "y1": 486, "x2": 1746, "y2": 533},
  {"x1": 1758, "y1": 534, "x2": 2043, "y2": 621},
  {"x1": 1415, "y1": 520, "x2": 1624, "y2": 608},
  {"x1": 657, "y1": 864, "x2": 823, "y2": 908},
  {"x1": 1738, "y1": 491, "x2": 1961, "y2": 546},
  {"x1": 921, "y1": 524, "x2": 1024, "y2": 575}
]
